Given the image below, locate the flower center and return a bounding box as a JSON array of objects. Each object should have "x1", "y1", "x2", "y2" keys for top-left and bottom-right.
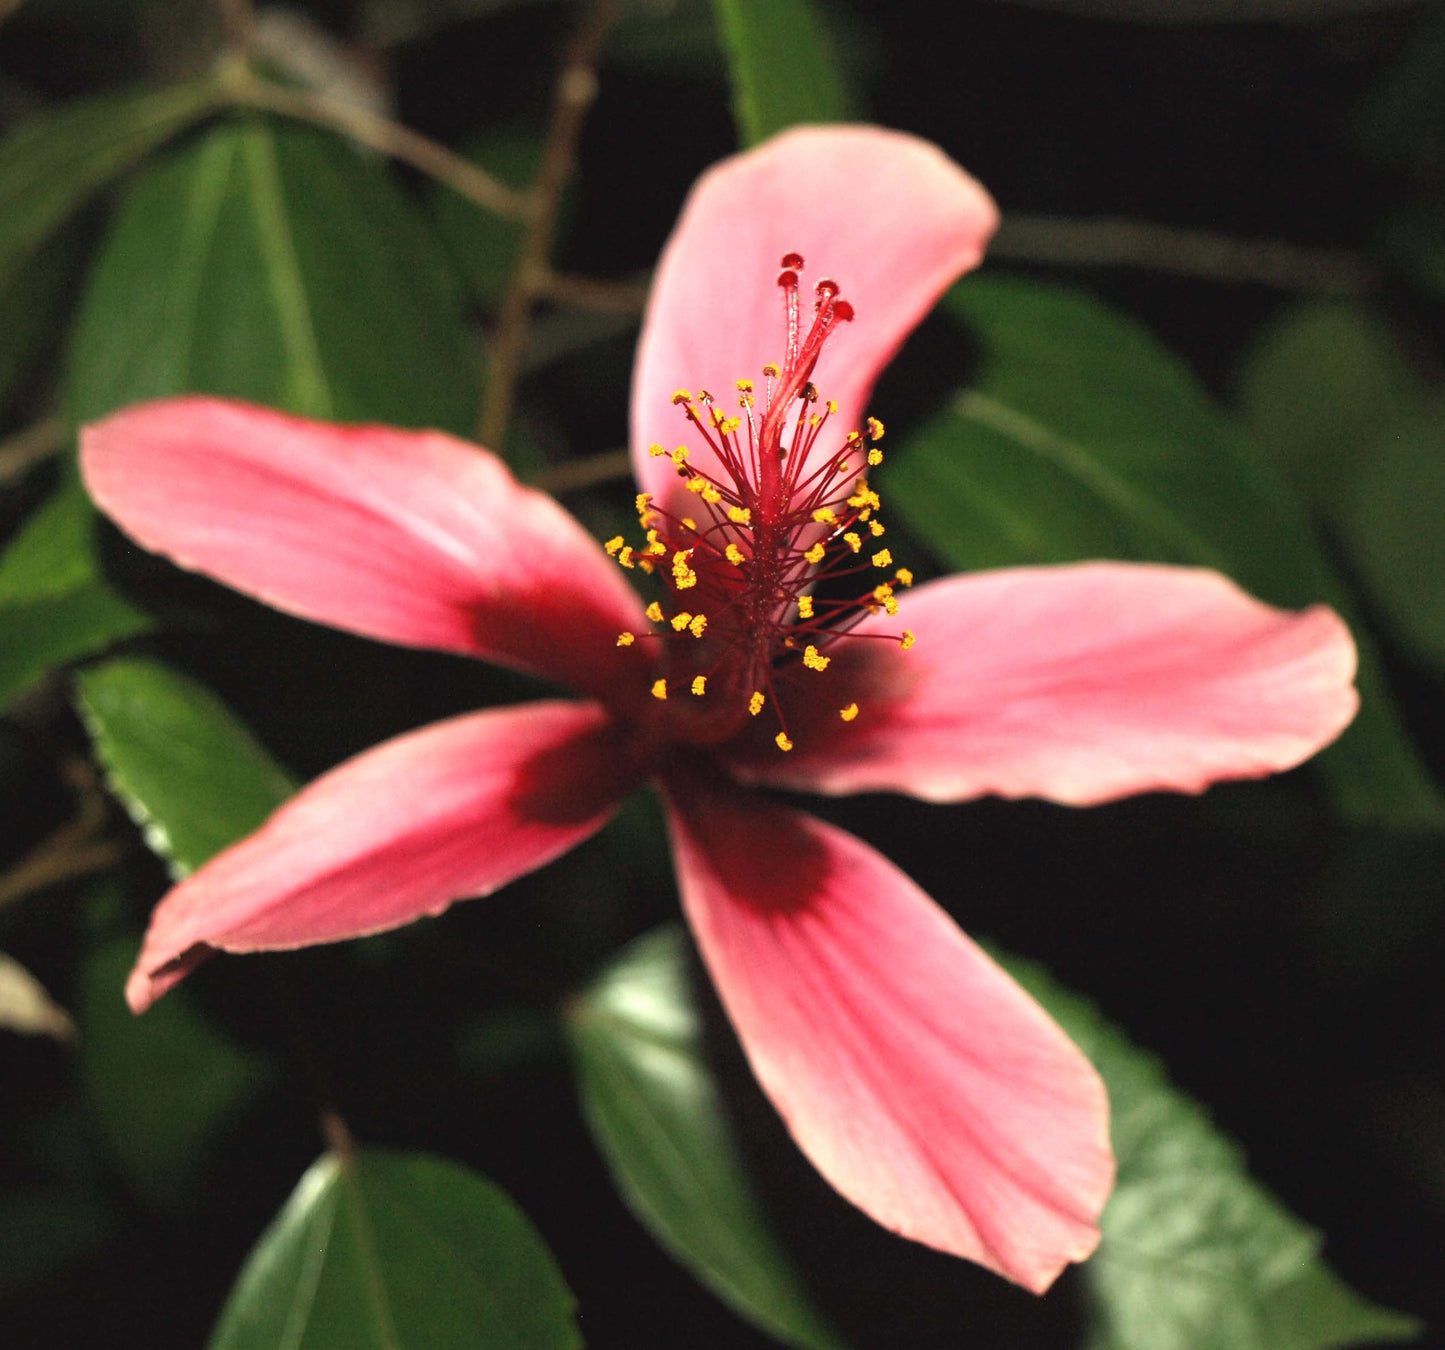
[{"x1": 608, "y1": 254, "x2": 915, "y2": 751}]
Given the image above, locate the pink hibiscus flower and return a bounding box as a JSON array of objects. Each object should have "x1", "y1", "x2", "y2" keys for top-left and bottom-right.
[{"x1": 80, "y1": 125, "x2": 1358, "y2": 1293}]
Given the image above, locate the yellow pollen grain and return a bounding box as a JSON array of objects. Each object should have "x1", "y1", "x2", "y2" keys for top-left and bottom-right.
[
  {"x1": 721, "y1": 416, "x2": 742, "y2": 435},
  {"x1": 635, "y1": 492, "x2": 652, "y2": 512},
  {"x1": 867, "y1": 447, "x2": 884, "y2": 467},
  {"x1": 651, "y1": 679, "x2": 668, "y2": 700},
  {"x1": 671, "y1": 612, "x2": 693, "y2": 631},
  {"x1": 604, "y1": 535, "x2": 624, "y2": 555},
  {"x1": 775, "y1": 731, "x2": 793, "y2": 752},
  {"x1": 616, "y1": 631, "x2": 635, "y2": 647},
  {"x1": 736, "y1": 378, "x2": 754, "y2": 393},
  {"x1": 671, "y1": 445, "x2": 689, "y2": 467},
  {"x1": 808, "y1": 414, "x2": 821, "y2": 428},
  {"x1": 676, "y1": 573, "x2": 697, "y2": 590},
  {"x1": 762, "y1": 362, "x2": 780, "y2": 378},
  {"x1": 725, "y1": 543, "x2": 745, "y2": 566},
  {"x1": 812, "y1": 507, "x2": 837, "y2": 525},
  {"x1": 728, "y1": 505, "x2": 751, "y2": 525},
  {"x1": 840, "y1": 702, "x2": 859, "y2": 722},
  {"x1": 797, "y1": 595, "x2": 814, "y2": 619},
  {"x1": 647, "y1": 540, "x2": 667, "y2": 557},
  {"x1": 686, "y1": 476, "x2": 707, "y2": 495},
  {"x1": 845, "y1": 429, "x2": 861, "y2": 444},
  {"x1": 900, "y1": 630, "x2": 916, "y2": 651},
  {"x1": 870, "y1": 520, "x2": 886, "y2": 537},
  {"x1": 702, "y1": 484, "x2": 722, "y2": 504},
  {"x1": 895, "y1": 568, "x2": 914, "y2": 587},
  {"x1": 843, "y1": 532, "x2": 862, "y2": 553},
  {"x1": 645, "y1": 601, "x2": 664, "y2": 623},
  {"x1": 691, "y1": 675, "x2": 707, "y2": 696},
  {"x1": 671, "y1": 389, "x2": 692, "y2": 405},
  {"x1": 827, "y1": 399, "x2": 838, "y2": 414},
  {"x1": 872, "y1": 548, "x2": 893, "y2": 568},
  {"x1": 689, "y1": 614, "x2": 708, "y2": 638},
  {"x1": 648, "y1": 442, "x2": 667, "y2": 457},
  {"x1": 868, "y1": 417, "x2": 885, "y2": 441},
  {"x1": 803, "y1": 644, "x2": 830, "y2": 671},
  {"x1": 617, "y1": 547, "x2": 635, "y2": 568},
  {"x1": 749, "y1": 691, "x2": 765, "y2": 716},
  {"x1": 804, "y1": 542, "x2": 826, "y2": 565}
]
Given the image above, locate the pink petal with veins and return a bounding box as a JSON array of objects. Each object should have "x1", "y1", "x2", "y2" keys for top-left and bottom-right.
[
  {"x1": 665, "y1": 772, "x2": 1113, "y2": 1293},
  {"x1": 127, "y1": 700, "x2": 633, "y2": 1012},
  {"x1": 82, "y1": 398, "x2": 650, "y2": 705},
  {"x1": 733, "y1": 562, "x2": 1358, "y2": 805},
  {"x1": 631, "y1": 125, "x2": 998, "y2": 507}
]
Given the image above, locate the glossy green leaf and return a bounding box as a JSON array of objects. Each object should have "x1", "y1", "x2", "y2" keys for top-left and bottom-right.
[
  {"x1": 712, "y1": 0, "x2": 852, "y2": 145},
  {"x1": 887, "y1": 275, "x2": 1442, "y2": 826},
  {"x1": 65, "y1": 116, "x2": 478, "y2": 433},
  {"x1": 994, "y1": 952, "x2": 1422, "y2": 1350},
  {"x1": 566, "y1": 927, "x2": 842, "y2": 1350},
  {"x1": 0, "y1": 482, "x2": 150, "y2": 708},
  {"x1": 75, "y1": 656, "x2": 295, "y2": 878},
  {"x1": 0, "y1": 77, "x2": 220, "y2": 293},
  {"x1": 78, "y1": 936, "x2": 276, "y2": 1212},
  {"x1": 209, "y1": 1148, "x2": 581, "y2": 1350},
  {"x1": 1234, "y1": 301, "x2": 1427, "y2": 520}
]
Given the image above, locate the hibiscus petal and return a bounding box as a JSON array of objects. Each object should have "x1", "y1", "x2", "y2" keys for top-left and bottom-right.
[
  {"x1": 631, "y1": 125, "x2": 997, "y2": 505},
  {"x1": 81, "y1": 398, "x2": 650, "y2": 704},
  {"x1": 733, "y1": 563, "x2": 1359, "y2": 805},
  {"x1": 664, "y1": 772, "x2": 1113, "y2": 1292},
  {"x1": 127, "y1": 700, "x2": 635, "y2": 1012}
]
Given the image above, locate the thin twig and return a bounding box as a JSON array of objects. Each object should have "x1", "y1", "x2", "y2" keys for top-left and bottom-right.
[
  {"x1": 0, "y1": 416, "x2": 66, "y2": 487},
  {"x1": 991, "y1": 212, "x2": 1374, "y2": 294},
  {"x1": 478, "y1": 0, "x2": 619, "y2": 448},
  {"x1": 533, "y1": 448, "x2": 633, "y2": 495},
  {"x1": 0, "y1": 760, "x2": 125, "y2": 911},
  {"x1": 542, "y1": 271, "x2": 650, "y2": 315},
  {"x1": 223, "y1": 69, "x2": 526, "y2": 221}
]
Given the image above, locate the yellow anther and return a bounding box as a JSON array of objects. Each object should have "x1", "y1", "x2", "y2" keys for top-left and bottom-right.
[
  {"x1": 691, "y1": 675, "x2": 707, "y2": 696},
  {"x1": 845, "y1": 430, "x2": 862, "y2": 444},
  {"x1": 797, "y1": 595, "x2": 814, "y2": 619},
  {"x1": 840, "y1": 702, "x2": 859, "y2": 722},
  {"x1": 804, "y1": 542, "x2": 826, "y2": 565},
  {"x1": 698, "y1": 388, "x2": 714, "y2": 404},
  {"x1": 645, "y1": 601, "x2": 664, "y2": 623},
  {"x1": 604, "y1": 535, "x2": 624, "y2": 555},
  {"x1": 635, "y1": 492, "x2": 653, "y2": 512},
  {"x1": 616, "y1": 631, "x2": 635, "y2": 647},
  {"x1": 671, "y1": 445, "x2": 689, "y2": 467},
  {"x1": 671, "y1": 612, "x2": 693, "y2": 632},
  {"x1": 802, "y1": 382, "x2": 818, "y2": 402},
  {"x1": 809, "y1": 414, "x2": 821, "y2": 428},
  {"x1": 873, "y1": 583, "x2": 898, "y2": 616},
  {"x1": 812, "y1": 507, "x2": 837, "y2": 525},
  {"x1": 900, "y1": 630, "x2": 916, "y2": 651},
  {"x1": 749, "y1": 691, "x2": 766, "y2": 716},
  {"x1": 728, "y1": 505, "x2": 751, "y2": 525},
  {"x1": 870, "y1": 519, "x2": 886, "y2": 537},
  {"x1": 843, "y1": 532, "x2": 862, "y2": 553},
  {"x1": 762, "y1": 363, "x2": 780, "y2": 378},
  {"x1": 868, "y1": 417, "x2": 885, "y2": 441},
  {"x1": 647, "y1": 540, "x2": 667, "y2": 557},
  {"x1": 681, "y1": 517, "x2": 697, "y2": 532},
  {"x1": 736, "y1": 378, "x2": 754, "y2": 393},
  {"x1": 638, "y1": 558, "x2": 655, "y2": 574},
  {"x1": 639, "y1": 511, "x2": 659, "y2": 529},
  {"x1": 775, "y1": 732, "x2": 793, "y2": 752},
  {"x1": 617, "y1": 547, "x2": 635, "y2": 568},
  {"x1": 689, "y1": 614, "x2": 708, "y2": 638},
  {"x1": 671, "y1": 389, "x2": 692, "y2": 405},
  {"x1": 686, "y1": 476, "x2": 707, "y2": 495},
  {"x1": 872, "y1": 548, "x2": 893, "y2": 568},
  {"x1": 725, "y1": 543, "x2": 745, "y2": 566},
  {"x1": 895, "y1": 568, "x2": 914, "y2": 587},
  {"x1": 648, "y1": 442, "x2": 668, "y2": 457},
  {"x1": 673, "y1": 551, "x2": 697, "y2": 589},
  {"x1": 867, "y1": 447, "x2": 884, "y2": 467},
  {"x1": 702, "y1": 484, "x2": 722, "y2": 504},
  {"x1": 721, "y1": 416, "x2": 742, "y2": 435},
  {"x1": 803, "y1": 644, "x2": 831, "y2": 671},
  {"x1": 827, "y1": 399, "x2": 838, "y2": 415},
  {"x1": 848, "y1": 486, "x2": 881, "y2": 511},
  {"x1": 652, "y1": 679, "x2": 668, "y2": 700}
]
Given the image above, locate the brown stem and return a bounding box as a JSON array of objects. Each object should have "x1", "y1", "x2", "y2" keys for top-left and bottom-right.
[
  {"x1": 542, "y1": 271, "x2": 649, "y2": 316},
  {"x1": 533, "y1": 447, "x2": 633, "y2": 495},
  {"x1": 991, "y1": 213, "x2": 1373, "y2": 294},
  {"x1": 0, "y1": 416, "x2": 66, "y2": 486},
  {"x1": 478, "y1": 0, "x2": 619, "y2": 449},
  {"x1": 224, "y1": 71, "x2": 526, "y2": 221},
  {"x1": 0, "y1": 760, "x2": 124, "y2": 911}
]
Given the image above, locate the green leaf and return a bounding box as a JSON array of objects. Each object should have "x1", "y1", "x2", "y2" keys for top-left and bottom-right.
[
  {"x1": 712, "y1": 0, "x2": 852, "y2": 145},
  {"x1": 887, "y1": 275, "x2": 1443, "y2": 826},
  {"x1": 1234, "y1": 300, "x2": 1427, "y2": 521},
  {"x1": 0, "y1": 224, "x2": 81, "y2": 412},
  {"x1": 566, "y1": 927, "x2": 842, "y2": 1350},
  {"x1": 65, "y1": 116, "x2": 478, "y2": 434},
  {"x1": 0, "y1": 77, "x2": 220, "y2": 293},
  {"x1": 995, "y1": 953, "x2": 1422, "y2": 1350},
  {"x1": 0, "y1": 482, "x2": 151, "y2": 709},
  {"x1": 78, "y1": 935, "x2": 276, "y2": 1212},
  {"x1": 74, "y1": 656, "x2": 295, "y2": 877},
  {"x1": 209, "y1": 1148, "x2": 581, "y2": 1350}
]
